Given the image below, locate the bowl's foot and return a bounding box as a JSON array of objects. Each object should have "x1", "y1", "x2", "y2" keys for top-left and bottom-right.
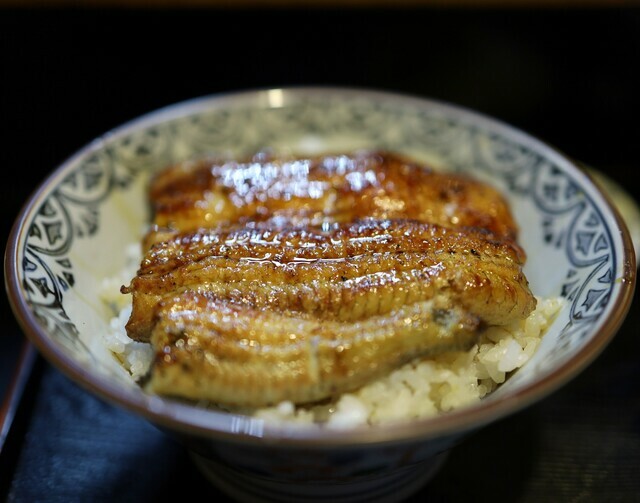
[{"x1": 190, "y1": 449, "x2": 449, "y2": 503}]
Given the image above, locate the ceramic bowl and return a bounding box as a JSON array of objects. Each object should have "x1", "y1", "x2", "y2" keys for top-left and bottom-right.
[{"x1": 5, "y1": 87, "x2": 636, "y2": 503}]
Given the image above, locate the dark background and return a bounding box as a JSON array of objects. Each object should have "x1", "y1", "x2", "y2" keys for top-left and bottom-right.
[{"x1": 1, "y1": 6, "x2": 639, "y2": 502}]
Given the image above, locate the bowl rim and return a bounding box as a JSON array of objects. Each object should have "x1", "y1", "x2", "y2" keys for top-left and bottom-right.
[{"x1": 4, "y1": 85, "x2": 637, "y2": 447}]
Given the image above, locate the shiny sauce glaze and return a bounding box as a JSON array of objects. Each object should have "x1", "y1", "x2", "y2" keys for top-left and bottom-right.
[{"x1": 122, "y1": 149, "x2": 535, "y2": 408}]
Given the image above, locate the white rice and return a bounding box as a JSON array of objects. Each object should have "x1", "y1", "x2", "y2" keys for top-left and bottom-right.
[
  {"x1": 100, "y1": 250, "x2": 564, "y2": 428},
  {"x1": 99, "y1": 244, "x2": 154, "y2": 381}
]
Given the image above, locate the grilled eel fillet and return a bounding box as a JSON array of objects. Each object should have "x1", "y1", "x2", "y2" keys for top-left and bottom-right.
[
  {"x1": 122, "y1": 219, "x2": 536, "y2": 407},
  {"x1": 148, "y1": 292, "x2": 482, "y2": 408},
  {"x1": 122, "y1": 149, "x2": 536, "y2": 408},
  {"x1": 143, "y1": 149, "x2": 520, "y2": 249}
]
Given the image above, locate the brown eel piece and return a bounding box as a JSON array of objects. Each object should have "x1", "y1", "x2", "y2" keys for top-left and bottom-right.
[{"x1": 121, "y1": 149, "x2": 536, "y2": 408}]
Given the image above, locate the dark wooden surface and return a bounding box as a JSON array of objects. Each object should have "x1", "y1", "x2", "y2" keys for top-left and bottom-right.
[{"x1": 2, "y1": 6, "x2": 639, "y2": 502}]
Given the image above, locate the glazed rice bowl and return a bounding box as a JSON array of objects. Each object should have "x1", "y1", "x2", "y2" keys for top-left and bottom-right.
[{"x1": 6, "y1": 87, "x2": 635, "y2": 502}]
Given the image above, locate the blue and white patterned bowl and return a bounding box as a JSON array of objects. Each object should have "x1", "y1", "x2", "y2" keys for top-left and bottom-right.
[{"x1": 5, "y1": 87, "x2": 636, "y2": 502}]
